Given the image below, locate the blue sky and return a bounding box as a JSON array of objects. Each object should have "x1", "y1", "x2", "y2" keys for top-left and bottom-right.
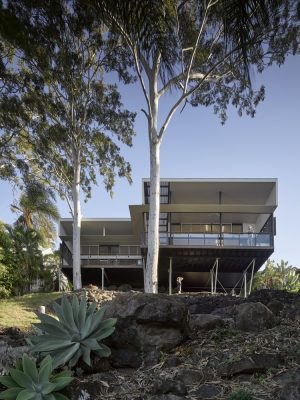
[{"x1": 0, "y1": 55, "x2": 299, "y2": 267}]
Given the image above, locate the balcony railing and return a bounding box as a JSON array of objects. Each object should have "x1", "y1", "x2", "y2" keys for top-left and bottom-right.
[
  {"x1": 145, "y1": 233, "x2": 272, "y2": 247},
  {"x1": 80, "y1": 245, "x2": 141, "y2": 256}
]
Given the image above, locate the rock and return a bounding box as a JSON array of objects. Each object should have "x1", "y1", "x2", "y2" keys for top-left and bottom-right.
[
  {"x1": 118, "y1": 283, "x2": 132, "y2": 292},
  {"x1": 235, "y1": 302, "x2": 276, "y2": 332},
  {"x1": 176, "y1": 369, "x2": 203, "y2": 385},
  {"x1": 111, "y1": 348, "x2": 142, "y2": 368},
  {"x1": 189, "y1": 314, "x2": 224, "y2": 331},
  {"x1": 104, "y1": 293, "x2": 189, "y2": 355},
  {"x1": 164, "y1": 355, "x2": 181, "y2": 368},
  {"x1": 192, "y1": 384, "x2": 221, "y2": 399},
  {"x1": 150, "y1": 396, "x2": 186, "y2": 400},
  {"x1": 63, "y1": 373, "x2": 114, "y2": 399},
  {"x1": 219, "y1": 353, "x2": 281, "y2": 377},
  {"x1": 279, "y1": 383, "x2": 300, "y2": 400},
  {"x1": 267, "y1": 299, "x2": 283, "y2": 315},
  {"x1": 211, "y1": 306, "x2": 236, "y2": 319},
  {"x1": 107, "y1": 285, "x2": 117, "y2": 291},
  {"x1": 274, "y1": 368, "x2": 300, "y2": 386},
  {"x1": 152, "y1": 379, "x2": 187, "y2": 396},
  {"x1": 144, "y1": 350, "x2": 161, "y2": 366}
]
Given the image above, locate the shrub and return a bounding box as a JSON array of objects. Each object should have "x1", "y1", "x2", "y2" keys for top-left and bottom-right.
[
  {"x1": 0, "y1": 287, "x2": 10, "y2": 299},
  {"x1": 29, "y1": 294, "x2": 117, "y2": 368},
  {"x1": 226, "y1": 388, "x2": 254, "y2": 400},
  {"x1": 0, "y1": 354, "x2": 73, "y2": 400},
  {"x1": 0, "y1": 342, "x2": 34, "y2": 376}
]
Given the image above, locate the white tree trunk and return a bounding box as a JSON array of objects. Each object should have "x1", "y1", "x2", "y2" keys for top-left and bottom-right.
[
  {"x1": 72, "y1": 148, "x2": 82, "y2": 290},
  {"x1": 145, "y1": 141, "x2": 161, "y2": 293}
]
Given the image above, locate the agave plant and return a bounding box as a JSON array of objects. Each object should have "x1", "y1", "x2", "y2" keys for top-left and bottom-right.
[
  {"x1": 0, "y1": 354, "x2": 73, "y2": 400},
  {"x1": 29, "y1": 294, "x2": 117, "y2": 368}
]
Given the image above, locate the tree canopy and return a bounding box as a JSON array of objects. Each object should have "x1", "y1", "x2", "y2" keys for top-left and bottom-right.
[
  {"x1": 90, "y1": 0, "x2": 300, "y2": 292},
  {"x1": 0, "y1": 0, "x2": 136, "y2": 288}
]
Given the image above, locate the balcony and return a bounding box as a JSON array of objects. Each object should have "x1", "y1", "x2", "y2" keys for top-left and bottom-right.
[
  {"x1": 154, "y1": 233, "x2": 273, "y2": 247},
  {"x1": 80, "y1": 245, "x2": 143, "y2": 268}
]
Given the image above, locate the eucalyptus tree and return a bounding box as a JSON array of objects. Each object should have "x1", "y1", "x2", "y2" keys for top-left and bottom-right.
[
  {"x1": 92, "y1": 0, "x2": 300, "y2": 293},
  {"x1": 0, "y1": 0, "x2": 136, "y2": 289}
]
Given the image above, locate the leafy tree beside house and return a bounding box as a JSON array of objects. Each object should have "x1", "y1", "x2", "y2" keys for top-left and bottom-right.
[
  {"x1": 0, "y1": 0, "x2": 136, "y2": 290},
  {"x1": 253, "y1": 259, "x2": 300, "y2": 292},
  {"x1": 0, "y1": 221, "x2": 43, "y2": 296},
  {"x1": 11, "y1": 181, "x2": 60, "y2": 247},
  {"x1": 93, "y1": 0, "x2": 300, "y2": 293}
]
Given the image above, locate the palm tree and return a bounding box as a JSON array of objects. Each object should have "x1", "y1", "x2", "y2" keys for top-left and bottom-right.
[
  {"x1": 11, "y1": 181, "x2": 60, "y2": 247},
  {"x1": 92, "y1": 0, "x2": 296, "y2": 292}
]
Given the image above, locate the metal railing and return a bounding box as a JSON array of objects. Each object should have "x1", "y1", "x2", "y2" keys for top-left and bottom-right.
[
  {"x1": 81, "y1": 258, "x2": 143, "y2": 267},
  {"x1": 145, "y1": 232, "x2": 272, "y2": 247},
  {"x1": 80, "y1": 245, "x2": 141, "y2": 256}
]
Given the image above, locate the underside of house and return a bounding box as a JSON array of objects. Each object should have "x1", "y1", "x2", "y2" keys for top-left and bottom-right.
[{"x1": 59, "y1": 178, "x2": 277, "y2": 294}]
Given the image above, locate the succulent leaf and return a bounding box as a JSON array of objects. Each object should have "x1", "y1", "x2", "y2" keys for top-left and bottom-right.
[
  {"x1": 50, "y1": 343, "x2": 80, "y2": 369},
  {"x1": 77, "y1": 296, "x2": 87, "y2": 332},
  {"x1": 38, "y1": 357, "x2": 53, "y2": 383},
  {"x1": 61, "y1": 297, "x2": 78, "y2": 333},
  {"x1": 15, "y1": 388, "x2": 36, "y2": 400},
  {"x1": 0, "y1": 376, "x2": 17, "y2": 388},
  {"x1": 8, "y1": 369, "x2": 33, "y2": 390},
  {"x1": 29, "y1": 294, "x2": 116, "y2": 368},
  {"x1": 22, "y1": 355, "x2": 38, "y2": 382},
  {"x1": 39, "y1": 355, "x2": 52, "y2": 369},
  {"x1": 50, "y1": 376, "x2": 74, "y2": 391},
  {"x1": 0, "y1": 355, "x2": 73, "y2": 400},
  {"x1": 86, "y1": 301, "x2": 97, "y2": 317},
  {"x1": 53, "y1": 393, "x2": 69, "y2": 400},
  {"x1": 41, "y1": 383, "x2": 57, "y2": 395},
  {"x1": 0, "y1": 387, "x2": 23, "y2": 399},
  {"x1": 71, "y1": 296, "x2": 79, "y2": 327},
  {"x1": 44, "y1": 395, "x2": 56, "y2": 400}
]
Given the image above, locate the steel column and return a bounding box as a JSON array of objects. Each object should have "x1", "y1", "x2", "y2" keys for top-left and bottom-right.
[
  {"x1": 169, "y1": 257, "x2": 173, "y2": 295},
  {"x1": 248, "y1": 259, "x2": 256, "y2": 295},
  {"x1": 101, "y1": 267, "x2": 105, "y2": 290},
  {"x1": 244, "y1": 273, "x2": 247, "y2": 298}
]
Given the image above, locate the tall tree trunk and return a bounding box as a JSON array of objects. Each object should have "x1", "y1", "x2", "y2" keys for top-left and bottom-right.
[
  {"x1": 145, "y1": 73, "x2": 161, "y2": 293},
  {"x1": 72, "y1": 147, "x2": 82, "y2": 290},
  {"x1": 145, "y1": 140, "x2": 161, "y2": 293}
]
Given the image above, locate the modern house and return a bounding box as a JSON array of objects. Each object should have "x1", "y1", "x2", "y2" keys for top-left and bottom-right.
[{"x1": 59, "y1": 178, "x2": 277, "y2": 295}]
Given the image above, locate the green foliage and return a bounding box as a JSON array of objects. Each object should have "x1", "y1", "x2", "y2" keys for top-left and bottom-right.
[
  {"x1": 0, "y1": 354, "x2": 73, "y2": 400},
  {"x1": 253, "y1": 259, "x2": 300, "y2": 292},
  {"x1": 29, "y1": 294, "x2": 117, "y2": 369},
  {"x1": 0, "y1": 222, "x2": 43, "y2": 296},
  {"x1": 11, "y1": 181, "x2": 60, "y2": 247},
  {"x1": 0, "y1": 0, "x2": 136, "y2": 198},
  {"x1": 0, "y1": 220, "x2": 62, "y2": 296},
  {"x1": 226, "y1": 388, "x2": 254, "y2": 400}
]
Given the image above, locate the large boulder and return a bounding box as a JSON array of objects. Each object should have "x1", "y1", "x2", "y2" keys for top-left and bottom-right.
[
  {"x1": 218, "y1": 353, "x2": 282, "y2": 377},
  {"x1": 189, "y1": 314, "x2": 224, "y2": 331},
  {"x1": 104, "y1": 293, "x2": 189, "y2": 366},
  {"x1": 235, "y1": 302, "x2": 276, "y2": 332}
]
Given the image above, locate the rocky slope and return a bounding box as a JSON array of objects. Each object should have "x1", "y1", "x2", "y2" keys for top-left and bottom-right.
[{"x1": 1, "y1": 289, "x2": 300, "y2": 400}]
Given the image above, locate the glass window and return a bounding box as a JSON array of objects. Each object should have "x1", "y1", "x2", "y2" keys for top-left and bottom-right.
[
  {"x1": 222, "y1": 224, "x2": 231, "y2": 233},
  {"x1": 212, "y1": 224, "x2": 221, "y2": 233},
  {"x1": 232, "y1": 224, "x2": 242, "y2": 233}
]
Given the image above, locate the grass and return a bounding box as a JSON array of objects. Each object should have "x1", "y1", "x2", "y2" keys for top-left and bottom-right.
[{"x1": 0, "y1": 292, "x2": 61, "y2": 332}]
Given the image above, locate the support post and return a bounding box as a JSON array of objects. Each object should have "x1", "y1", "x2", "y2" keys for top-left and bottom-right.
[
  {"x1": 244, "y1": 273, "x2": 247, "y2": 298},
  {"x1": 210, "y1": 269, "x2": 214, "y2": 294},
  {"x1": 143, "y1": 257, "x2": 146, "y2": 293},
  {"x1": 169, "y1": 257, "x2": 172, "y2": 295},
  {"x1": 248, "y1": 259, "x2": 255, "y2": 295},
  {"x1": 101, "y1": 267, "x2": 104, "y2": 290},
  {"x1": 214, "y1": 259, "x2": 219, "y2": 293}
]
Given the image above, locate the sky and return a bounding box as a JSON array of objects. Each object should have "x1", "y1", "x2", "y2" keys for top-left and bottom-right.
[{"x1": 0, "y1": 55, "x2": 300, "y2": 267}]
